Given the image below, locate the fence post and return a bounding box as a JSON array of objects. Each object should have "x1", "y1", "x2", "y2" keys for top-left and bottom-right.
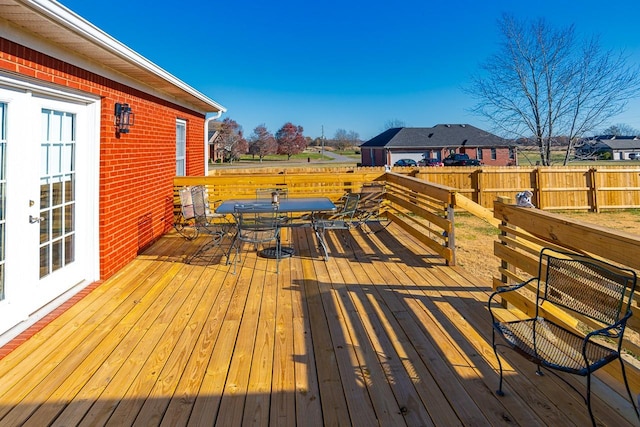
[
  {"x1": 446, "y1": 200, "x2": 456, "y2": 266},
  {"x1": 476, "y1": 169, "x2": 483, "y2": 208},
  {"x1": 496, "y1": 196, "x2": 513, "y2": 308},
  {"x1": 589, "y1": 168, "x2": 600, "y2": 213},
  {"x1": 533, "y1": 167, "x2": 542, "y2": 209}
]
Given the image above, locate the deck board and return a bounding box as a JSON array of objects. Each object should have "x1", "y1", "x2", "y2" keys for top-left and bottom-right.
[{"x1": 0, "y1": 223, "x2": 637, "y2": 426}]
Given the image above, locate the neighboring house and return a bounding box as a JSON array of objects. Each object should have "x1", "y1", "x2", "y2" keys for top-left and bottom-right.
[
  {"x1": 208, "y1": 129, "x2": 223, "y2": 163},
  {"x1": 0, "y1": 0, "x2": 225, "y2": 337},
  {"x1": 575, "y1": 135, "x2": 640, "y2": 160},
  {"x1": 360, "y1": 124, "x2": 515, "y2": 167}
]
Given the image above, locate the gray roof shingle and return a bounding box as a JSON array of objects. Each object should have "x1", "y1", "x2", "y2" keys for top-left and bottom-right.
[{"x1": 360, "y1": 124, "x2": 509, "y2": 148}]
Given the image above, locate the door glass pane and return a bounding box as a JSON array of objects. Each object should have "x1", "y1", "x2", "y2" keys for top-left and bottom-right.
[
  {"x1": 0, "y1": 103, "x2": 6, "y2": 299},
  {"x1": 40, "y1": 109, "x2": 76, "y2": 279}
]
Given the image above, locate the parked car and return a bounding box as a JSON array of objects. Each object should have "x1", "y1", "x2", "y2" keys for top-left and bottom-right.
[
  {"x1": 418, "y1": 158, "x2": 444, "y2": 167},
  {"x1": 394, "y1": 158, "x2": 418, "y2": 167},
  {"x1": 443, "y1": 153, "x2": 482, "y2": 166}
]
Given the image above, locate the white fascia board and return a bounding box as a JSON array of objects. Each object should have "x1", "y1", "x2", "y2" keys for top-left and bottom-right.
[{"x1": 16, "y1": 0, "x2": 226, "y2": 113}]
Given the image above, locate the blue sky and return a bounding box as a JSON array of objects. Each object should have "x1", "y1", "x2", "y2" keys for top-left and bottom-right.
[{"x1": 58, "y1": 0, "x2": 640, "y2": 140}]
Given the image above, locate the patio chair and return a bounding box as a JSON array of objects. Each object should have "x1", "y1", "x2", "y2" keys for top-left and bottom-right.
[
  {"x1": 354, "y1": 182, "x2": 389, "y2": 233},
  {"x1": 312, "y1": 193, "x2": 360, "y2": 260},
  {"x1": 230, "y1": 205, "x2": 282, "y2": 274},
  {"x1": 184, "y1": 185, "x2": 233, "y2": 258},
  {"x1": 256, "y1": 186, "x2": 290, "y2": 223},
  {"x1": 488, "y1": 248, "x2": 639, "y2": 426},
  {"x1": 172, "y1": 187, "x2": 199, "y2": 240}
]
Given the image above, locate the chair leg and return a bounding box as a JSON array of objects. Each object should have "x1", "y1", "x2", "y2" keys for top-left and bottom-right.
[
  {"x1": 586, "y1": 373, "x2": 596, "y2": 427},
  {"x1": 232, "y1": 240, "x2": 241, "y2": 275},
  {"x1": 225, "y1": 234, "x2": 238, "y2": 266},
  {"x1": 492, "y1": 330, "x2": 505, "y2": 396},
  {"x1": 275, "y1": 234, "x2": 280, "y2": 274},
  {"x1": 619, "y1": 357, "x2": 640, "y2": 422}
]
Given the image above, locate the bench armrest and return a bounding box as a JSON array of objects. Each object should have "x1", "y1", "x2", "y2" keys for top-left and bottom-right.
[
  {"x1": 490, "y1": 277, "x2": 536, "y2": 297},
  {"x1": 585, "y1": 310, "x2": 632, "y2": 342},
  {"x1": 487, "y1": 277, "x2": 537, "y2": 322}
]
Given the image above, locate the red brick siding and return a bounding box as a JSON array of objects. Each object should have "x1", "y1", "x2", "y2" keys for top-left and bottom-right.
[
  {"x1": 464, "y1": 147, "x2": 513, "y2": 166},
  {"x1": 1, "y1": 38, "x2": 207, "y2": 279}
]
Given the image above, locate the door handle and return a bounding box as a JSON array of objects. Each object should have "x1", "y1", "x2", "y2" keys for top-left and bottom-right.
[{"x1": 29, "y1": 215, "x2": 45, "y2": 224}]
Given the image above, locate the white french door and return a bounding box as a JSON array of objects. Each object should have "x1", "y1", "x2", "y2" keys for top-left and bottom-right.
[{"x1": 0, "y1": 79, "x2": 99, "y2": 334}]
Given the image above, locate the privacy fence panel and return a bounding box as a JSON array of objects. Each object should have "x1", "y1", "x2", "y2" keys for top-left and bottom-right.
[{"x1": 416, "y1": 165, "x2": 640, "y2": 211}]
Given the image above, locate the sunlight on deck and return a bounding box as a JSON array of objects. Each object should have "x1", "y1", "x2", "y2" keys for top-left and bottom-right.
[{"x1": 0, "y1": 222, "x2": 636, "y2": 426}]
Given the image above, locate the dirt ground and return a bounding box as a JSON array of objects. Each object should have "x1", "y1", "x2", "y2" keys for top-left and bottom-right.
[{"x1": 454, "y1": 210, "x2": 640, "y2": 285}]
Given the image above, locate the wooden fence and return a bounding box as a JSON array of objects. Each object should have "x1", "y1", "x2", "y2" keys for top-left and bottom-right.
[
  {"x1": 492, "y1": 199, "x2": 640, "y2": 394},
  {"x1": 414, "y1": 166, "x2": 640, "y2": 211},
  {"x1": 175, "y1": 170, "x2": 384, "y2": 202}
]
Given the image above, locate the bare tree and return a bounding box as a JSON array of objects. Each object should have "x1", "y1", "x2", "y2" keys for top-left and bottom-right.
[
  {"x1": 218, "y1": 117, "x2": 248, "y2": 162},
  {"x1": 467, "y1": 15, "x2": 640, "y2": 165},
  {"x1": 383, "y1": 119, "x2": 406, "y2": 130},
  {"x1": 331, "y1": 129, "x2": 361, "y2": 151},
  {"x1": 248, "y1": 124, "x2": 277, "y2": 162},
  {"x1": 601, "y1": 123, "x2": 640, "y2": 136},
  {"x1": 333, "y1": 129, "x2": 349, "y2": 150}
]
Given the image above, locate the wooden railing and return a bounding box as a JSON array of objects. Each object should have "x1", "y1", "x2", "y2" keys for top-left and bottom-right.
[
  {"x1": 173, "y1": 170, "x2": 458, "y2": 265},
  {"x1": 493, "y1": 199, "x2": 640, "y2": 391},
  {"x1": 383, "y1": 173, "x2": 457, "y2": 265}
]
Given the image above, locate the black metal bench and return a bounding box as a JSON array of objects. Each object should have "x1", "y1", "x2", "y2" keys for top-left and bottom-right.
[{"x1": 488, "y1": 247, "x2": 639, "y2": 426}]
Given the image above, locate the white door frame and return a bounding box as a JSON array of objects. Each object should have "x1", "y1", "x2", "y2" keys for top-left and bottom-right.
[{"x1": 0, "y1": 72, "x2": 100, "y2": 337}]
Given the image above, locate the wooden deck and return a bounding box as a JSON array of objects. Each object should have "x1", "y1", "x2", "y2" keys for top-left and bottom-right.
[{"x1": 0, "y1": 222, "x2": 637, "y2": 426}]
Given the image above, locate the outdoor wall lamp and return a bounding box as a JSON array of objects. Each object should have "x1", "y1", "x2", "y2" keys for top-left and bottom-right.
[{"x1": 114, "y1": 102, "x2": 134, "y2": 134}]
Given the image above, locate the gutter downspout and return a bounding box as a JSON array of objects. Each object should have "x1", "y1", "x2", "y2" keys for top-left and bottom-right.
[{"x1": 204, "y1": 111, "x2": 223, "y2": 176}]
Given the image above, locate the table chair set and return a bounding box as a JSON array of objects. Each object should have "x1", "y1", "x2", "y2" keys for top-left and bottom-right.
[{"x1": 175, "y1": 184, "x2": 390, "y2": 271}]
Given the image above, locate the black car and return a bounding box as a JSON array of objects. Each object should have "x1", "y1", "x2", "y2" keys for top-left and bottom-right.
[
  {"x1": 418, "y1": 158, "x2": 444, "y2": 167},
  {"x1": 442, "y1": 153, "x2": 482, "y2": 166},
  {"x1": 393, "y1": 158, "x2": 418, "y2": 167}
]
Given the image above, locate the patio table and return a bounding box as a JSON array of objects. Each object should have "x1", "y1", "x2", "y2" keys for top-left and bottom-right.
[{"x1": 215, "y1": 197, "x2": 336, "y2": 259}]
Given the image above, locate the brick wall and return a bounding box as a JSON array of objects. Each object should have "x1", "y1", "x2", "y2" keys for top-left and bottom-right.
[
  {"x1": 1, "y1": 38, "x2": 207, "y2": 279},
  {"x1": 466, "y1": 147, "x2": 514, "y2": 166}
]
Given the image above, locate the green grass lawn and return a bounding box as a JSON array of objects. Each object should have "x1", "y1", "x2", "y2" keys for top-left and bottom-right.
[
  {"x1": 518, "y1": 150, "x2": 568, "y2": 165},
  {"x1": 518, "y1": 149, "x2": 640, "y2": 166},
  {"x1": 238, "y1": 152, "x2": 331, "y2": 162}
]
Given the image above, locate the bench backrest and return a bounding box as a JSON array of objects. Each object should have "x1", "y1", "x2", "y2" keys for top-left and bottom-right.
[{"x1": 538, "y1": 248, "x2": 637, "y2": 327}]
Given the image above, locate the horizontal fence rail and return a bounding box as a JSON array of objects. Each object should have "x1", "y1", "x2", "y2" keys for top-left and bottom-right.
[{"x1": 414, "y1": 166, "x2": 640, "y2": 211}]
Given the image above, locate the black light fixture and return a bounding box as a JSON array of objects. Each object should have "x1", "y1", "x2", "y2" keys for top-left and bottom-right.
[{"x1": 114, "y1": 102, "x2": 134, "y2": 134}]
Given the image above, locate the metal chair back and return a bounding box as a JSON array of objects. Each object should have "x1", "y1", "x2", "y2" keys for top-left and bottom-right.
[{"x1": 232, "y1": 205, "x2": 281, "y2": 273}]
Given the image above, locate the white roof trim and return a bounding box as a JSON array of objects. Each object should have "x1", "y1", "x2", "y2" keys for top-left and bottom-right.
[{"x1": 1, "y1": 0, "x2": 226, "y2": 114}]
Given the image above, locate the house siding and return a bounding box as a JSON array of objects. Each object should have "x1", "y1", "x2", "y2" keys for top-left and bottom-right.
[
  {"x1": 1, "y1": 38, "x2": 205, "y2": 279},
  {"x1": 361, "y1": 126, "x2": 514, "y2": 166},
  {"x1": 460, "y1": 148, "x2": 513, "y2": 166}
]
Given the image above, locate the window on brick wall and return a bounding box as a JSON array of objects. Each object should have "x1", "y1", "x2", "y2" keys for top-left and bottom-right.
[
  {"x1": 176, "y1": 119, "x2": 186, "y2": 176},
  {"x1": 476, "y1": 148, "x2": 483, "y2": 160},
  {"x1": 491, "y1": 147, "x2": 497, "y2": 160}
]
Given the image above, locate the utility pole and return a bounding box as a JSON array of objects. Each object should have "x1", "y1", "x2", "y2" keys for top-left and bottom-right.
[{"x1": 321, "y1": 125, "x2": 325, "y2": 159}]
